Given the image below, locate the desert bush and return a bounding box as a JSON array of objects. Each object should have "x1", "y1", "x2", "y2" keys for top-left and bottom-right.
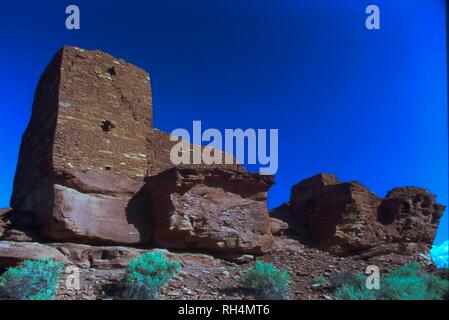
[
  {"x1": 241, "y1": 261, "x2": 291, "y2": 300},
  {"x1": 329, "y1": 272, "x2": 357, "y2": 289},
  {"x1": 311, "y1": 275, "x2": 327, "y2": 288},
  {"x1": 335, "y1": 284, "x2": 377, "y2": 300},
  {"x1": 0, "y1": 259, "x2": 64, "y2": 300},
  {"x1": 335, "y1": 262, "x2": 449, "y2": 300},
  {"x1": 334, "y1": 273, "x2": 376, "y2": 300},
  {"x1": 122, "y1": 252, "x2": 181, "y2": 300}
]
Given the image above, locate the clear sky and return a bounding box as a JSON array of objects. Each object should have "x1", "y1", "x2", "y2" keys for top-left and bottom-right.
[{"x1": 0, "y1": 0, "x2": 447, "y2": 244}]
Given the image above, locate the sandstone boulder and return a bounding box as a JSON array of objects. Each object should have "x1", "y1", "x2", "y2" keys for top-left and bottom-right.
[
  {"x1": 290, "y1": 174, "x2": 384, "y2": 255},
  {"x1": 2, "y1": 229, "x2": 34, "y2": 242},
  {"x1": 15, "y1": 168, "x2": 151, "y2": 245},
  {"x1": 48, "y1": 243, "x2": 223, "y2": 269},
  {"x1": 0, "y1": 241, "x2": 70, "y2": 268},
  {"x1": 146, "y1": 167, "x2": 274, "y2": 254},
  {"x1": 269, "y1": 217, "x2": 289, "y2": 236},
  {"x1": 378, "y1": 187, "x2": 445, "y2": 243},
  {"x1": 49, "y1": 243, "x2": 146, "y2": 269}
]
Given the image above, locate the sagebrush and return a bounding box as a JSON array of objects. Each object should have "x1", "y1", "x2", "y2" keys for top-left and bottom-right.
[
  {"x1": 122, "y1": 252, "x2": 181, "y2": 300},
  {"x1": 335, "y1": 262, "x2": 449, "y2": 300},
  {"x1": 0, "y1": 259, "x2": 64, "y2": 300},
  {"x1": 241, "y1": 261, "x2": 291, "y2": 300}
]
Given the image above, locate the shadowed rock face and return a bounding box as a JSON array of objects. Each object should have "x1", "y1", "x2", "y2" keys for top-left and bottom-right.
[
  {"x1": 290, "y1": 174, "x2": 384, "y2": 255},
  {"x1": 146, "y1": 167, "x2": 274, "y2": 254},
  {"x1": 287, "y1": 174, "x2": 445, "y2": 256},
  {"x1": 0, "y1": 209, "x2": 11, "y2": 239}
]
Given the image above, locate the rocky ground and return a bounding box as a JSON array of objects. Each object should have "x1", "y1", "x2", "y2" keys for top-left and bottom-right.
[
  {"x1": 1, "y1": 201, "x2": 438, "y2": 301},
  {"x1": 54, "y1": 235, "x2": 426, "y2": 301}
]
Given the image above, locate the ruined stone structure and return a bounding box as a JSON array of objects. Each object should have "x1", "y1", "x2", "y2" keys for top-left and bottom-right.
[
  {"x1": 9, "y1": 45, "x2": 442, "y2": 261},
  {"x1": 10, "y1": 47, "x2": 154, "y2": 244},
  {"x1": 10, "y1": 46, "x2": 271, "y2": 251},
  {"x1": 2, "y1": 46, "x2": 447, "y2": 300},
  {"x1": 12, "y1": 47, "x2": 152, "y2": 205},
  {"x1": 287, "y1": 173, "x2": 445, "y2": 257}
]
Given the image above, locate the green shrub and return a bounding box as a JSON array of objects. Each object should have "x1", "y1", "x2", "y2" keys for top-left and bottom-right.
[
  {"x1": 311, "y1": 275, "x2": 327, "y2": 287},
  {"x1": 0, "y1": 259, "x2": 64, "y2": 300},
  {"x1": 122, "y1": 252, "x2": 181, "y2": 300},
  {"x1": 335, "y1": 273, "x2": 377, "y2": 300},
  {"x1": 241, "y1": 261, "x2": 291, "y2": 300},
  {"x1": 335, "y1": 284, "x2": 377, "y2": 300},
  {"x1": 335, "y1": 262, "x2": 449, "y2": 300},
  {"x1": 329, "y1": 272, "x2": 357, "y2": 289}
]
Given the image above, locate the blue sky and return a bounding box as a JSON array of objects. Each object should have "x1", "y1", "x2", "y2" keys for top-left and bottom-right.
[{"x1": 0, "y1": 0, "x2": 447, "y2": 244}]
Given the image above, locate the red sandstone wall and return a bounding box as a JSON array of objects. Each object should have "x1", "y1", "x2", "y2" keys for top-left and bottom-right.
[
  {"x1": 11, "y1": 46, "x2": 153, "y2": 209},
  {"x1": 54, "y1": 46, "x2": 153, "y2": 179},
  {"x1": 10, "y1": 50, "x2": 63, "y2": 208}
]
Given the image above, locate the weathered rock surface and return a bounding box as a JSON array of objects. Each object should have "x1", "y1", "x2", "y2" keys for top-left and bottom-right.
[
  {"x1": 10, "y1": 47, "x2": 154, "y2": 245},
  {"x1": 287, "y1": 173, "x2": 445, "y2": 256},
  {"x1": 147, "y1": 167, "x2": 274, "y2": 254},
  {"x1": 289, "y1": 173, "x2": 383, "y2": 255},
  {"x1": 38, "y1": 169, "x2": 151, "y2": 244},
  {"x1": 0, "y1": 241, "x2": 70, "y2": 268},
  {"x1": 9, "y1": 46, "x2": 243, "y2": 247},
  {"x1": 49, "y1": 243, "x2": 146, "y2": 269},
  {"x1": 0, "y1": 209, "x2": 11, "y2": 238},
  {"x1": 269, "y1": 217, "x2": 289, "y2": 236},
  {"x1": 2, "y1": 229, "x2": 34, "y2": 242},
  {"x1": 378, "y1": 187, "x2": 445, "y2": 244}
]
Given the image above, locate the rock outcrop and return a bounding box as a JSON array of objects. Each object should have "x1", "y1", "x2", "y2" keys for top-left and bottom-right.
[
  {"x1": 10, "y1": 46, "x2": 154, "y2": 245},
  {"x1": 49, "y1": 243, "x2": 146, "y2": 269},
  {"x1": 0, "y1": 209, "x2": 37, "y2": 242},
  {"x1": 0, "y1": 209, "x2": 10, "y2": 238},
  {"x1": 378, "y1": 187, "x2": 445, "y2": 244},
  {"x1": 269, "y1": 217, "x2": 289, "y2": 236},
  {"x1": 289, "y1": 173, "x2": 384, "y2": 255},
  {"x1": 146, "y1": 167, "x2": 274, "y2": 254},
  {"x1": 0, "y1": 241, "x2": 70, "y2": 268},
  {"x1": 8, "y1": 46, "x2": 268, "y2": 254},
  {"x1": 286, "y1": 173, "x2": 445, "y2": 257}
]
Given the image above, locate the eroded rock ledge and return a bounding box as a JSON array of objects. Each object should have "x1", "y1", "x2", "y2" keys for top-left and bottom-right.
[{"x1": 146, "y1": 167, "x2": 274, "y2": 254}]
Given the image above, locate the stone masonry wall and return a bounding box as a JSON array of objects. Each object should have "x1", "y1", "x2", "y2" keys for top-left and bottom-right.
[
  {"x1": 9, "y1": 46, "x2": 261, "y2": 248},
  {"x1": 54, "y1": 46, "x2": 153, "y2": 179},
  {"x1": 10, "y1": 47, "x2": 155, "y2": 244},
  {"x1": 12, "y1": 46, "x2": 153, "y2": 208}
]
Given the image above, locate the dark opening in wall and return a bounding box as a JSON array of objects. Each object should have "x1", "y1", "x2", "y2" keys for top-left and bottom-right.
[
  {"x1": 107, "y1": 67, "x2": 116, "y2": 76},
  {"x1": 101, "y1": 120, "x2": 115, "y2": 132}
]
